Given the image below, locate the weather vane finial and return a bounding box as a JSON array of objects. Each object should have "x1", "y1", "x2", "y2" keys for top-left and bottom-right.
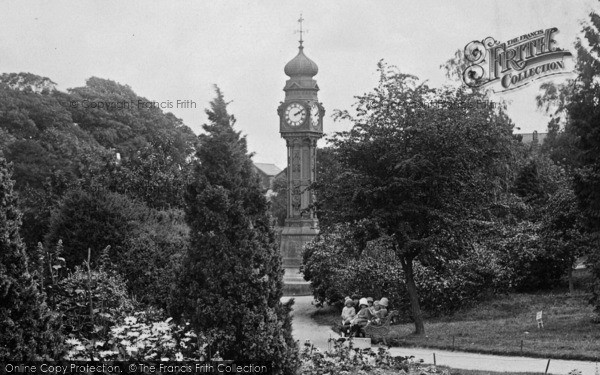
[{"x1": 295, "y1": 13, "x2": 307, "y2": 47}]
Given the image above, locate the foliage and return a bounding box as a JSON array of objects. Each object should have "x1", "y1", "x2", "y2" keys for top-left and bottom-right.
[
  {"x1": 0, "y1": 74, "x2": 108, "y2": 247},
  {"x1": 269, "y1": 173, "x2": 287, "y2": 227},
  {"x1": 53, "y1": 264, "x2": 136, "y2": 339},
  {"x1": 514, "y1": 160, "x2": 544, "y2": 203},
  {"x1": 540, "y1": 179, "x2": 590, "y2": 293},
  {"x1": 44, "y1": 187, "x2": 144, "y2": 268},
  {"x1": 298, "y1": 338, "x2": 446, "y2": 375},
  {"x1": 486, "y1": 220, "x2": 563, "y2": 291},
  {"x1": 568, "y1": 14, "x2": 600, "y2": 312},
  {"x1": 311, "y1": 61, "x2": 518, "y2": 334},
  {"x1": 96, "y1": 144, "x2": 191, "y2": 210},
  {"x1": 302, "y1": 223, "x2": 404, "y2": 308},
  {"x1": 116, "y1": 209, "x2": 189, "y2": 309},
  {"x1": 46, "y1": 189, "x2": 189, "y2": 310},
  {"x1": 0, "y1": 154, "x2": 64, "y2": 360},
  {"x1": 64, "y1": 77, "x2": 196, "y2": 162},
  {"x1": 172, "y1": 86, "x2": 297, "y2": 374},
  {"x1": 536, "y1": 9, "x2": 600, "y2": 314},
  {"x1": 303, "y1": 223, "x2": 510, "y2": 317},
  {"x1": 63, "y1": 312, "x2": 208, "y2": 361},
  {"x1": 0, "y1": 73, "x2": 196, "y2": 248}
]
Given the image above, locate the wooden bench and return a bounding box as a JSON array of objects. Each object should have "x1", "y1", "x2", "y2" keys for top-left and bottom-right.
[{"x1": 362, "y1": 310, "x2": 399, "y2": 345}]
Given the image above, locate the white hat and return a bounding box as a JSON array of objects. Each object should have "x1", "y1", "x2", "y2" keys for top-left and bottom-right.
[
  {"x1": 359, "y1": 298, "x2": 369, "y2": 307},
  {"x1": 379, "y1": 297, "x2": 389, "y2": 307}
]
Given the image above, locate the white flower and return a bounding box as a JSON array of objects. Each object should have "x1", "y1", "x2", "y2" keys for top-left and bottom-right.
[
  {"x1": 126, "y1": 346, "x2": 138, "y2": 354},
  {"x1": 99, "y1": 350, "x2": 117, "y2": 358},
  {"x1": 127, "y1": 331, "x2": 140, "y2": 337},
  {"x1": 74, "y1": 345, "x2": 85, "y2": 351},
  {"x1": 175, "y1": 352, "x2": 183, "y2": 361},
  {"x1": 120, "y1": 339, "x2": 131, "y2": 346},
  {"x1": 111, "y1": 326, "x2": 126, "y2": 334},
  {"x1": 152, "y1": 322, "x2": 170, "y2": 333},
  {"x1": 124, "y1": 316, "x2": 138, "y2": 325},
  {"x1": 65, "y1": 338, "x2": 81, "y2": 346}
]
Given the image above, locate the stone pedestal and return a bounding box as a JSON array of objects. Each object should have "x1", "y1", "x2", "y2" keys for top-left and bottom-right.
[{"x1": 280, "y1": 224, "x2": 316, "y2": 296}]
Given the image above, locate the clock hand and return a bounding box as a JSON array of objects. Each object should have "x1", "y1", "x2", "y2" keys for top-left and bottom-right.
[{"x1": 294, "y1": 110, "x2": 303, "y2": 116}]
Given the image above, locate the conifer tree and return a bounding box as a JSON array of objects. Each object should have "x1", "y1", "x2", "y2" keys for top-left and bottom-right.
[
  {"x1": 0, "y1": 153, "x2": 63, "y2": 360},
  {"x1": 172, "y1": 87, "x2": 297, "y2": 373}
]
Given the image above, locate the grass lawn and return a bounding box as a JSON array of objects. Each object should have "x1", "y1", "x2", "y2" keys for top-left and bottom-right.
[{"x1": 311, "y1": 291, "x2": 600, "y2": 361}]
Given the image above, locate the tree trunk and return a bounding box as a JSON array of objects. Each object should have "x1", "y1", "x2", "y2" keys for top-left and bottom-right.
[
  {"x1": 568, "y1": 264, "x2": 574, "y2": 295},
  {"x1": 400, "y1": 256, "x2": 425, "y2": 335}
]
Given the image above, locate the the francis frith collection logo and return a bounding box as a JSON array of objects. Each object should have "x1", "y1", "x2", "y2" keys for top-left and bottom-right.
[{"x1": 462, "y1": 27, "x2": 572, "y2": 92}]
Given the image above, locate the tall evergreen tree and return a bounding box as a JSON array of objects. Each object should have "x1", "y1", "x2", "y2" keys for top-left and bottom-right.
[
  {"x1": 0, "y1": 153, "x2": 63, "y2": 360},
  {"x1": 172, "y1": 87, "x2": 297, "y2": 373}
]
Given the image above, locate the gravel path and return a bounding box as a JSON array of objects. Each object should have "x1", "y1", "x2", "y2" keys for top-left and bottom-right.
[
  {"x1": 284, "y1": 296, "x2": 338, "y2": 351},
  {"x1": 287, "y1": 295, "x2": 600, "y2": 375}
]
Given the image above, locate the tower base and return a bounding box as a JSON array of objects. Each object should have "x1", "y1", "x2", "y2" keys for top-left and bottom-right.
[{"x1": 280, "y1": 224, "x2": 317, "y2": 296}]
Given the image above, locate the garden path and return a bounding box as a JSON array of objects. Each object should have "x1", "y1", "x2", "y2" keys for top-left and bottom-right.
[{"x1": 287, "y1": 295, "x2": 599, "y2": 375}]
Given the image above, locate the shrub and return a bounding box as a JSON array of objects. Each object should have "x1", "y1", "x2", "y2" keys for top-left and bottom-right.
[
  {"x1": 589, "y1": 246, "x2": 600, "y2": 320},
  {"x1": 302, "y1": 223, "x2": 511, "y2": 317},
  {"x1": 298, "y1": 337, "x2": 445, "y2": 375},
  {"x1": 490, "y1": 221, "x2": 565, "y2": 291},
  {"x1": 116, "y1": 209, "x2": 189, "y2": 309},
  {"x1": 45, "y1": 187, "x2": 143, "y2": 268},
  {"x1": 53, "y1": 263, "x2": 135, "y2": 339},
  {"x1": 45, "y1": 187, "x2": 190, "y2": 311}
]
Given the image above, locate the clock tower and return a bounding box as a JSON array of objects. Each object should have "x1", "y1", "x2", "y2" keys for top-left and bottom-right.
[{"x1": 277, "y1": 19, "x2": 323, "y2": 295}]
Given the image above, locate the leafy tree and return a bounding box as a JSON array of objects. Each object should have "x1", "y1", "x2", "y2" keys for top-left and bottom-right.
[
  {"x1": 0, "y1": 153, "x2": 63, "y2": 360},
  {"x1": 567, "y1": 10, "x2": 600, "y2": 315},
  {"x1": 440, "y1": 49, "x2": 471, "y2": 83},
  {"x1": 65, "y1": 77, "x2": 196, "y2": 162},
  {"x1": 172, "y1": 87, "x2": 297, "y2": 373},
  {"x1": 0, "y1": 73, "x2": 109, "y2": 248},
  {"x1": 311, "y1": 62, "x2": 517, "y2": 334},
  {"x1": 96, "y1": 144, "x2": 191, "y2": 209},
  {"x1": 536, "y1": 9, "x2": 600, "y2": 313}
]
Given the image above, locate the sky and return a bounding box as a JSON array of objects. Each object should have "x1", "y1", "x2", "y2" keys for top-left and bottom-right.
[{"x1": 1, "y1": 0, "x2": 597, "y2": 169}]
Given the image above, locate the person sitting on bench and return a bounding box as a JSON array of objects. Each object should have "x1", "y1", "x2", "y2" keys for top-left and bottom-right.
[
  {"x1": 377, "y1": 297, "x2": 389, "y2": 319},
  {"x1": 347, "y1": 298, "x2": 373, "y2": 337},
  {"x1": 341, "y1": 297, "x2": 356, "y2": 326}
]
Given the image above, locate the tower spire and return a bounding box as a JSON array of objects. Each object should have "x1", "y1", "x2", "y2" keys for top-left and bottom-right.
[{"x1": 295, "y1": 14, "x2": 306, "y2": 48}]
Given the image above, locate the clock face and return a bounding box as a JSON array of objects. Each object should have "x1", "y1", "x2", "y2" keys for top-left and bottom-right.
[
  {"x1": 285, "y1": 103, "x2": 306, "y2": 127},
  {"x1": 310, "y1": 103, "x2": 320, "y2": 129}
]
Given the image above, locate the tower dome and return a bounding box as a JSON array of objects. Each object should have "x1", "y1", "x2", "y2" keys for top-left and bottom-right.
[{"x1": 284, "y1": 43, "x2": 318, "y2": 78}]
